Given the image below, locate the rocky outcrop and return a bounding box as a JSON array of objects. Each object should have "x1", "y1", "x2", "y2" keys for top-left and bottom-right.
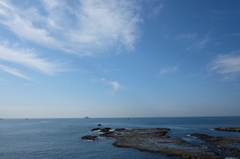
[
  {"x1": 189, "y1": 133, "x2": 240, "y2": 156},
  {"x1": 214, "y1": 127, "x2": 240, "y2": 132},
  {"x1": 115, "y1": 128, "x2": 126, "y2": 131},
  {"x1": 82, "y1": 128, "x2": 220, "y2": 159},
  {"x1": 91, "y1": 127, "x2": 111, "y2": 133},
  {"x1": 110, "y1": 128, "x2": 219, "y2": 159},
  {"x1": 81, "y1": 135, "x2": 98, "y2": 141}
]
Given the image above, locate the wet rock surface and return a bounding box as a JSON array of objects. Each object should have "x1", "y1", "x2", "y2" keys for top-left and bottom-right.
[
  {"x1": 91, "y1": 127, "x2": 111, "y2": 132},
  {"x1": 189, "y1": 133, "x2": 240, "y2": 156},
  {"x1": 81, "y1": 135, "x2": 98, "y2": 141},
  {"x1": 83, "y1": 128, "x2": 220, "y2": 159},
  {"x1": 214, "y1": 127, "x2": 240, "y2": 132},
  {"x1": 111, "y1": 128, "x2": 219, "y2": 159}
]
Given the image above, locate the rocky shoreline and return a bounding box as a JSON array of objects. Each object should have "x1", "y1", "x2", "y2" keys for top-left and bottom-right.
[
  {"x1": 189, "y1": 133, "x2": 240, "y2": 156},
  {"x1": 214, "y1": 127, "x2": 240, "y2": 132},
  {"x1": 82, "y1": 127, "x2": 240, "y2": 159}
]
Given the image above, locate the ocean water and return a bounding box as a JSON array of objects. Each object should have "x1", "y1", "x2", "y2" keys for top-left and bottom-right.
[{"x1": 0, "y1": 117, "x2": 240, "y2": 159}]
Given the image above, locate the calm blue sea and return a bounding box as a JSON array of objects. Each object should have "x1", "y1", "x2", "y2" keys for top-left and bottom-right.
[{"x1": 0, "y1": 117, "x2": 240, "y2": 159}]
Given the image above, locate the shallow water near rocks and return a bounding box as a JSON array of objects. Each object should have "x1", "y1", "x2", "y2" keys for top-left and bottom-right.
[{"x1": 0, "y1": 116, "x2": 240, "y2": 159}]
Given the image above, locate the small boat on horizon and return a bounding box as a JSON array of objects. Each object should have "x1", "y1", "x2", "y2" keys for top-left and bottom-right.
[{"x1": 85, "y1": 116, "x2": 89, "y2": 119}]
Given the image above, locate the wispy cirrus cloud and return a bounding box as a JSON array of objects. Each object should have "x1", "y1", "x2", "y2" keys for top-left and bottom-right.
[
  {"x1": 177, "y1": 33, "x2": 197, "y2": 41},
  {"x1": 209, "y1": 52, "x2": 240, "y2": 81},
  {"x1": 187, "y1": 35, "x2": 210, "y2": 51},
  {"x1": 151, "y1": 3, "x2": 164, "y2": 17},
  {"x1": 0, "y1": 0, "x2": 66, "y2": 80},
  {"x1": 0, "y1": 43, "x2": 64, "y2": 75},
  {"x1": 0, "y1": 1, "x2": 63, "y2": 50},
  {"x1": 159, "y1": 66, "x2": 178, "y2": 75},
  {"x1": 0, "y1": 64, "x2": 31, "y2": 80},
  {"x1": 0, "y1": 0, "x2": 142, "y2": 82},
  {"x1": 144, "y1": 0, "x2": 164, "y2": 18},
  {"x1": 223, "y1": 33, "x2": 240, "y2": 37},
  {"x1": 66, "y1": 0, "x2": 142, "y2": 52},
  {"x1": 0, "y1": 0, "x2": 142, "y2": 55},
  {"x1": 178, "y1": 33, "x2": 210, "y2": 51}
]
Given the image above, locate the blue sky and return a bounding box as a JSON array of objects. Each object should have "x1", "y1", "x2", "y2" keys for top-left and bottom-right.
[{"x1": 0, "y1": 0, "x2": 240, "y2": 118}]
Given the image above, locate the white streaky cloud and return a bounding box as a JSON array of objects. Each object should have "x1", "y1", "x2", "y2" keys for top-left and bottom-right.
[
  {"x1": 0, "y1": 0, "x2": 142, "y2": 55},
  {"x1": 178, "y1": 33, "x2": 210, "y2": 51},
  {"x1": 210, "y1": 54, "x2": 240, "y2": 80},
  {"x1": 159, "y1": 66, "x2": 178, "y2": 75},
  {"x1": 41, "y1": 0, "x2": 68, "y2": 30},
  {"x1": 0, "y1": 64, "x2": 31, "y2": 80},
  {"x1": 153, "y1": 4, "x2": 164, "y2": 16},
  {"x1": 210, "y1": 54, "x2": 240, "y2": 73},
  {"x1": 0, "y1": 1, "x2": 63, "y2": 50},
  {"x1": 67, "y1": 0, "x2": 142, "y2": 51},
  {"x1": 177, "y1": 33, "x2": 197, "y2": 41},
  {"x1": 6, "y1": 16, "x2": 61, "y2": 48},
  {"x1": 187, "y1": 35, "x2": 210, "y2": 51},
  {"x1": 145, "y1": 0, "x2": 164, "y2": 18},
  {"x1": 42, "y1": 0, "x2": 60, "y2": 10},
  {"x1": 0, "y1": 44, "x2": 63, "y2": 75}
]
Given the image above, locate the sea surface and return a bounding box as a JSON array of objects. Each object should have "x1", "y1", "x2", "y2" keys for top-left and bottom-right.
[{"x1": 0, "y1": 116, "x2": 240, "y2": 159}]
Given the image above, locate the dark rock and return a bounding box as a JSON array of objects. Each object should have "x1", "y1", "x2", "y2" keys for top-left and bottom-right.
[
  {"x1": 115, "y1": 128, "x2": 126, "y2": 131},
  {"x1": 99, "y1": 131, "x2": 114, "y2": 137},
  {"x1": 98, "y1": 124, "x2": 102, "y2": 126},
  {"x1": 157, "y1": 128, "x2": 171, "y2": 131},
  {"x1": 81, "y1": 135, "x2": 98, "y2": 141},
  {"x1": 189, "y1": 133, "x2": 240, "y2": 145},
  {"x1": 214, "y1": 127, "x2": 240, "y2": 132},
  {"x1": 99, "y1": 133, "x2": 107, "y2": 137},
  {"x1": 91, "y1": 127, "x2": 112, "y2": 132},
  {"x1": 221, "y1": 146, "x2": 240, "y2": 156},
  {"x1": 189, "y1": 133, "x2": 240, "y2": 156},
  {"x1": 91, "y1": 128, "x2": 101, "y2": 131},
  {"x1": 100, "y1": 128, "x2": 111, "y2": 133},
  {"x1": 109, "y1": 128, "x2": 219, "y2": 159},
  {"x1": 82, "y1": 128, "x2": 221, "y2": 159}
]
